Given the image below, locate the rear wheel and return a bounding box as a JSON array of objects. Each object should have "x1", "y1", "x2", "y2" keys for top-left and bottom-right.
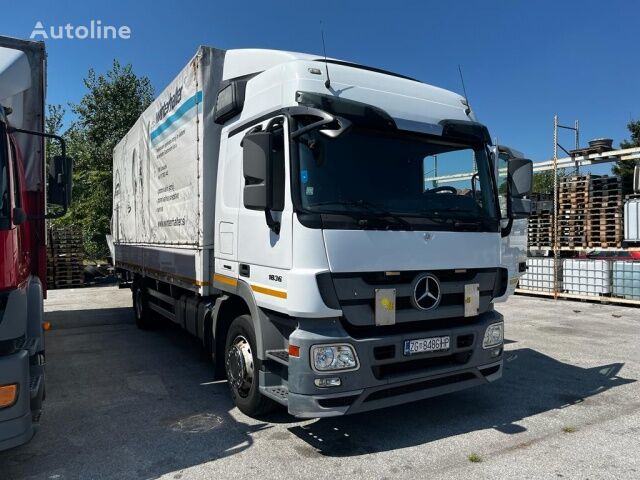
[
  {"x1": 224, "y1": 315, "x2": 274, "y2": 416},
  {"x1": 132, "y1": 281, "x2": 154, "y2": 330}
]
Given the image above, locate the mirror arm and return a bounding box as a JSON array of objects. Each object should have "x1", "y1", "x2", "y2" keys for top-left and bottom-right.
[
  {"x1": 9, "y1": 127, "x2": 70, "y2": 219},
  {"x1": 501, "y1": 217, "x2": 513, "y2": 237},
  {"x1": 8, "y1": 127, "x2": 66, "y2": 159},
  {"x1": 265, "y1": 209, "x2": 281, "y2": 235},
  {"x1": 290, "y1": 111, "x2": 335, "y2": 139}
]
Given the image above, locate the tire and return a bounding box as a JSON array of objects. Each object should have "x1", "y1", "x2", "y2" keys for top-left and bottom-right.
[
  {"x1": 132, "y1": 281, "x2": 154, "y2": 330},
  {"x1": 224, "y1": 315, "x2": 274, "y2": 416}
]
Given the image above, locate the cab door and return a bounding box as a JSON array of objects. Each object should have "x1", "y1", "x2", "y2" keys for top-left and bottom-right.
[
  {"x1": 8, "y1": 133, "x2": 29, "y2": 283},
  {"x1": 495, "y1": 145, "x2": 528, "y2": 301},
  {"x1": 236, "y1": 116, "x2": 293, "y2": 307}
]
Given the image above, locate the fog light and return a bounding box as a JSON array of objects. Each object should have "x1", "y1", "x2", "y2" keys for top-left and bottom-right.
[
  {"x1": 311, "y1": 344, "x2": 358, "y2": 372},
  {"x1": 314, "y1": 377, "x2": 342, "y2": 387},
  {"x1": 483, "y1": 322, "x2": 504, "y2": 349},
  {"x1": 0, "y1": 384, "x2": 18, "y2": 409},
  {"x1": 490, "y1": 347, "x2": 502, "y2": 358}
]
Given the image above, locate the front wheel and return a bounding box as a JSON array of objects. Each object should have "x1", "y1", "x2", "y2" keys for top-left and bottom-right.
[{"x1": 224, "y1": 315, "x2": 274, "y2": 416}]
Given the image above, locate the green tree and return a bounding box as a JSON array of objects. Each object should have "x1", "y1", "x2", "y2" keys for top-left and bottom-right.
[
  {"x1": 532, "y1": 169, "x2": 568, "y2": 195},
  {"x1": 613, "y1": 120, "x2": 640, "y2": 191},
  {"x1": 533, "y1": 171, "x2": 555, "y2": 194},
  {"x1": 45, "y1": 104, "x2": 65, "y2": 159},
  {"x1": 61, "y1": 61, "x2": 153, "y2": 258}
]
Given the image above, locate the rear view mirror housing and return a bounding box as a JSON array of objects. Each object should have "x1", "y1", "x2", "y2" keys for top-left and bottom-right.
[
  {"x1": 47, "y1": 155, "x2": 73, "y2": 216},
  {"x1": 243, "y1": 130, "x2": 284, "y2": 211},
  {"x1": 633, "y1": 164, "x2": 640, "y2": 194},
  {"x1": 507, "y1": 158, "x2": 533, "y2": 219},
  {"x1": 242, "y1": 129, "x2": 285, "y2": 234},
  {"x1": 13, "y1": 207, "x2": 27, "y2": 225}
]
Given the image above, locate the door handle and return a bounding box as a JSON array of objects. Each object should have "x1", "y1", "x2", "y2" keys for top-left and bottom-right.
[{"x1": 239, "y1": 264, "x2": 250, "y2": 278}]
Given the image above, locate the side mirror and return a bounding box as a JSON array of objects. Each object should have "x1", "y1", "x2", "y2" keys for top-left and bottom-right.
[
  {"x1": 634, "y1": 164, "x2": 640, "y2": 194},
  {"x1": 507, "y1": 158, "x2": 533, "y2": 218},
  {"x1": 242, "y1": 130, "x2": 284, "y2": 211},
  {"x1": 47, "y1": 155, "x2": 73, "y2": 218},
  {"x1": 13, "y1": 207, "x2": 27, "y2": 225},
  {"x1": 6, "y1": 127, "x2": 72, "y2": 219}
]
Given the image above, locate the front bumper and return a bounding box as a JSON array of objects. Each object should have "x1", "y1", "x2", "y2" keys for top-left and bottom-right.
[
  {"x1": 287, "y1": 310, "x2": 503, "y2": 417},
  {"x1": 0, "y1": 349, "x2": 33, "y2": 450}
]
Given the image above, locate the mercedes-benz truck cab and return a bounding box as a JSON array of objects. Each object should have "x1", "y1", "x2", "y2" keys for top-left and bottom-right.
[{"x1": 113, "y1": 48, "x2": 533, "y2": 417}]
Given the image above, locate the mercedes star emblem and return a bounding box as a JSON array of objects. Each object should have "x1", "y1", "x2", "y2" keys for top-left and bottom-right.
[{"x1": 412, "y1": 273, "x2": 442, "y2": 311}]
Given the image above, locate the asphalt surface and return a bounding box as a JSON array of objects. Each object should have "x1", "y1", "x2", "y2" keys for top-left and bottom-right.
[{"x1": 1, "y1": 286, "x2": 639, "y2": 479}]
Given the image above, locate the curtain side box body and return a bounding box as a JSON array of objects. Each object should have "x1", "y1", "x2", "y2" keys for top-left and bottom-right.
[{"x1": 112, "y1": 47, "x2": 226, "y2": 291}]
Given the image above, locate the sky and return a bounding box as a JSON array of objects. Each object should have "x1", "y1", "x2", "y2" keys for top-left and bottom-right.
[{"x1": 2, "y1": 0, "x2": 639, "y2": 167}]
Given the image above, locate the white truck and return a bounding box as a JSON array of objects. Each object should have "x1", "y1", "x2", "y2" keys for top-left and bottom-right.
[{"x1": 113, "y1": 46, "x2": 532, "y2": 417}]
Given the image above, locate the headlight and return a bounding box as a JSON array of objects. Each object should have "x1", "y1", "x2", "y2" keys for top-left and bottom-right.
[
  {"x1": 483, "y1": 322, "x2": 504, "y2": 349},
  {"x1": 311, "y1": 344, "x2": 358, "y2": 371}
]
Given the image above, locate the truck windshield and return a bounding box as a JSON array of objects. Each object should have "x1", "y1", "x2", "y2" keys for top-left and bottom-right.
[{"x1": 296, "y1": 127, "x2": 498, "y2": 229}]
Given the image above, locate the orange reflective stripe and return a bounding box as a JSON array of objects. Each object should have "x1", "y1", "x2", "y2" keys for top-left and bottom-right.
[
  {"x1": 213, "y1": 274, "x2": 238, "y2": 287},
  {"x1": 251, "y1": 284, "x2": 287, "y2": 299}
]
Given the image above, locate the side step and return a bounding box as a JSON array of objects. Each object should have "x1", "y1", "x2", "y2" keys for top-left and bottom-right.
[
  {"x1": 265, "y1": 349, "x2": 289, "y2": 366},
  {"x1": 259, "y1": 370, "x2": 289, "y2": 406},
  {"x1": 261, "y1": 385, "x2": 289, "y2": 405}
]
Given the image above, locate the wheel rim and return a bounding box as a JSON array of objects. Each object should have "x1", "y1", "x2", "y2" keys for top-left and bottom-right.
[
  {"x1": 135, "y1": 289, "x2": 143, "y2": 319},
  {"x1": 226, "y1": 335, "x2": 254, "y2": 398}
]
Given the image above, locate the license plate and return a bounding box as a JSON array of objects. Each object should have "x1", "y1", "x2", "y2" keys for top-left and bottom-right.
[{"x1": 404, "y1": 336, "x2": 451, "y2": 356}]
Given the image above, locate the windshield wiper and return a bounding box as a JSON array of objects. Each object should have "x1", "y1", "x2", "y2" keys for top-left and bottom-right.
[
  {"x1": 309, "y1": 200, "x2": 412, "y2": 230},
  {"x1": 416, "y1": 209, "x2": 493, "y2": 230},
  {"x1": 350, "y1": 200, "x2": 413, "y2": 229}
]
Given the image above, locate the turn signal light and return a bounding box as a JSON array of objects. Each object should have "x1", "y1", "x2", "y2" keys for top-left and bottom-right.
[
  {"x1": 43, "y1": 321, "x2": 52, "y2": 331},
  {"x1": 288, "y1": 344, "x2": 300, "y2": 358},
  {"x1": 0, "y1": 384, "x2": 18, "y2": 409}
]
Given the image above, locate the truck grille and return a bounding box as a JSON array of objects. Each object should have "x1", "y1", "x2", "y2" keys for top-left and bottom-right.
[{"x1": 329, "y1": 268, "x2": 502, "y2": 327}]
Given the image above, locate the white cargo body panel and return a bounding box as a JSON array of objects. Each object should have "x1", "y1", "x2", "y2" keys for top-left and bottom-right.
[{"x1": 115, "y1": 48, "x2": 216, "y2": 246}]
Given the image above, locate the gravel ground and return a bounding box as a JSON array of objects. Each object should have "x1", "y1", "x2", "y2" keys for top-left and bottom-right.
[{"x1": 1, "y1": 285, "x2": 638, "y2": 480}]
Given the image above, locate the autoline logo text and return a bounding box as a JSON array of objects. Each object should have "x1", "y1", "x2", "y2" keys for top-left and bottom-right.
[{"x1": 30, "y1": 20, "x2": 131, "y2": 40}]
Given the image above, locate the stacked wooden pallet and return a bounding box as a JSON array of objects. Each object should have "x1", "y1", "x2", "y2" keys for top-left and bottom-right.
[
  {"x1": 557, "y1": 175, "x2": 623, "y2": 249},
  {"x1": 586, "y1": 176, "x2": 623, "y2": 248},
  {"x1": 558, "y1": 176, "x2": 590, "y2": 248},
  {"x1": 47, "y1": 226, "x2": 84, "y2": 289},
  {"x1": 528, "y1": 213, "x2": 553, "y2": 248}
]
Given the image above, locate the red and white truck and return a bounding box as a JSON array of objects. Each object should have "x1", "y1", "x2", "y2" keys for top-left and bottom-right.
[{"x1": 0, "y1": 35, "x2": 72, "y2": 450}]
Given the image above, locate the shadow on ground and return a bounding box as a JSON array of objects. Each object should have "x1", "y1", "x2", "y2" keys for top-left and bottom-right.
[
  {"x1": 288, "y1": 347, "x2": 634, "y2": 457},
  {"x1": 1, "y1": 306, "x2": 271, "y2": 480},
  {"x1": 0, "y1": 303, "x2": 635, "y2": 478}
]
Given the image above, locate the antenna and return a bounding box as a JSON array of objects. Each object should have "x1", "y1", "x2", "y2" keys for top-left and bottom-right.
[
  {"x1": 321, "y1": 23, "x2": 331, "y2": 90},
  {"x1": 458, "y1": 64, "x2": 471, "y2": 114}
]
